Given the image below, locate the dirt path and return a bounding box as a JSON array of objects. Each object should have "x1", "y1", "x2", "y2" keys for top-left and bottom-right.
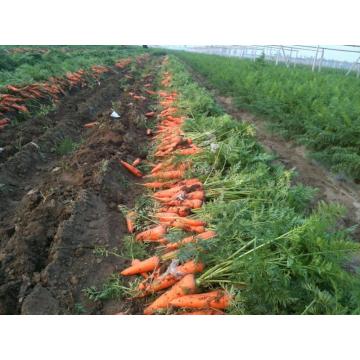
[
  {"x1": 187, "y1": 67, "x2": 360, "y2": 240},
  {"x1": 0, "y1": 55, "x2": 159, "y2": 314}
]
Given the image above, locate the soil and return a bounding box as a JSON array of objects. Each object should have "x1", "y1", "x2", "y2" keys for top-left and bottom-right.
[
  {"x1": 187, "y1": 67, "x2": 360, "y2": 241},
  {"x1": 0, "y1": 55, "x2": 160, "y2": 314}
]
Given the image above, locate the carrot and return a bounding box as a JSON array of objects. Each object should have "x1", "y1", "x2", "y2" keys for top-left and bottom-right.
[
  {"x1": 131, "y1": 259, "x2": 148, "y2": 279},
  {"x1": 10, "y1": 104, "x2": 28, "y2": 112},
  {"x1": 151, "y1": 162, "x2": 165, "y2": 174},
  {"x1": 165, "y1": 199, "x2": 203, "y2": 209},
  {"x1": 178, "y1": 178, "x2": 202, "y2": 186},
  {"x1": 143, "y1": 260, "x2": 204, "y2": 294},
  {"x1": 6, "y1": 85, "x2": 21, "y2": 92},
  {"x1": 143, "y1": 274, "x2": 197, "y2": 314},
  {"x1": 0, "y1": 118, "x2": 10, "y2": 126},
  {"x1": 84, "y1": 121, "x2": 99, "y2": 128},
  {"x1": 174, "y1": 217, "x2": 206, "y2": 227},
  {"x1": 159, "y1": 206, "x2": 190, "y2": 217},
  {"x1": 165, "y1": 230, "x2": 216, "y2": 251},
  {"x1": 145, "y1": 111, "x2": 155, "y2": 117},
  {"x1": 165, "y1": 236, "x2": 194, "y2": 251},
  {"x1": 176, "y1": 147, "x2": 201, "y2": 156},
  {"x1": 142, "y1": 181, "x2": 176, "y2": 189},
  {"x1": 177, "y1": 260, "x2": 204, "y2": 274},
  {"x1": 169, "y1": 290, "x2": 231, "y2": 310},
  {"x1": 152, "y1": 170, "x2": 185, "y2": 180},
  {"x1": 177, "y1": 309, "x2": 225, "y2": 315},
  {"x1": 125, "y1": 211, "x2": 137, "y2": 233},
  {"x1": 186, "y1": 191, "x2": 205, "y2": 201},
  {"x1": 155, "y1": 212, "x2": 179, "y2": 224},
  {"x1": 153, "y1": 185, "x2": 183, "y2": 197},
  {"x1": 133, "y1": 95, "x2": 146, "y2": 100},
  {"x1": 171, "y1": 221, "x2": 205, "y2": 233},
  {"x1": 118, "y1": 160, "x2": 143, "y2": 177},
  {"x1": 132, "y1": 158, "x2": 142, "y2": 166},
  {"x1": 121, "y1": 256, "x2": 160, "y2": 276},
  {"x1": 136, "y1": 225, "x2": 167, "y2": 241}
]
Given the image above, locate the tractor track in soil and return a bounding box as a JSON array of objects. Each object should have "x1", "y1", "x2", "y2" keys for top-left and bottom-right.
[
  {"x1": 0, "y1": 55, "x2": 160, "y2": 314},
  {"x1": 186, "y1": 64, "x2": 360, "y2": 243}
]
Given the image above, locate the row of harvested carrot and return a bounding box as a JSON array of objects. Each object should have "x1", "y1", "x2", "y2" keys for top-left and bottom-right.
[
  {"x1": 118, "y1": 59, "x2": 230, "y2": 315},
  {"x1": 0, "y1": 56, "x2": 138, "y2": 131}
]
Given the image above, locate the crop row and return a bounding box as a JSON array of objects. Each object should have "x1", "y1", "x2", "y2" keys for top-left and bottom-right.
[
  {"x1": 114, "y1": 56, "x2": 360, "y2": 315},
  {"x1": 175, "y1": 51, "x2": 360, "y2": 181}
]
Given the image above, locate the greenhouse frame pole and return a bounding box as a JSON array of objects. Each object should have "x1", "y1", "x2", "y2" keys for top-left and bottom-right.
[{"x1": 312, "y1": 45, "x2": 320, "y2": 72}]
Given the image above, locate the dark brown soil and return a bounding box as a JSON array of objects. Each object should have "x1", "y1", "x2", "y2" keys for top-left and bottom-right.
[
  {"x1": 187, "y1": 67, "x2": 360, "y2": 241},
  {"x1": 0, "y1": 55, "x2": 160, "y2": 314}
]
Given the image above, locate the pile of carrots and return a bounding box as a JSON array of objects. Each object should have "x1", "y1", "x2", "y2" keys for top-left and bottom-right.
[
  {"x1": 0, "y1": 57, "x2": 137, "y2": 131},
  {"x1": 115, "y1": 58, "x2": 132, "y2": 69},
  {"x1": 91, "y1": 65, "x2": 110, "y2": 77},
  {"x1": 118, "y1": 58, "x2": 230, "y2": 315}
]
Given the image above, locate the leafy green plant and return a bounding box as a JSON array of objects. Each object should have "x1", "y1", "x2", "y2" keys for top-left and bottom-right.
[
  {"x1": 161, "y1": 55, "x2": 360, "y2": 314},
  {"x1": 83, "y1": 274, "x2": 133, "y2": 302},
  {"x1": 54, "y1": 137, "x2": 80, "y2": 156},
  {"x1": 175, "y1": 51, "x2": 360, "y2": 180},
  {"x1": 0, "y1": 45, "x2": 147, "y2": 87}
]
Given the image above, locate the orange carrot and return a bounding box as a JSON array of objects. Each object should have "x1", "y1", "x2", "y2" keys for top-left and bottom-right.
[
  {"x1": 177, "y1": 260, "x2": 204, "y2": 274},
  {"x1": 176, "y1": 147, "x2": 201, "y2": 156},
  {"x1": 155, "y1": 212, "x2": 179, "y2": 224},
  {"x1": 143, "y1": 260, "x2": 204, "y2": 294},
  {"x1": 152, "y1": 170, "x2": 185, "y2": 180},
  {"x1": 118, "y1": 160, "x2": 143, "y2": 177},
  {"x1": 182, "y1": 199, "x2": 203, "y2": 209},
  {"x1": 136, "y1": 225, "x2": 167, "y2": 241},
  {"x1": 125, "y1": 211, "x2": 137, "y2": 233},
  {"x1": 165, "y1": 231, "x2": 216, "y2": 251},
  {"x1": 151, "y1": 162, "x2": 166, "y2": 174},
  {"x1": 164, "y1": 199, "x2": 203, "y2": 209},
  {"x1": 121, "y1": 256, "x2": 160, "y2": 276},
  {"x1": 133, "y1": 95, "x2": 146, "y2": 100},
  {"x1": 186, "y1": 191, "x2": 205, "y2": 201},
  {"x1": 84, "y1": 121, "x2": 99, "y2": 128},
  {"x1": 171, "y1": 221, "x2": 205, "y2": 233},
  {"x1": 131, "y1": 259, "x2": 148, "y2": 279},
  {"x1": 132, "y1": 158, "x2": 142, "y2": 166},
  {"x1": 178, "y1": 178, "x2": 202, "y2": 186},
  {"x1": 153, "y1": 185, "x2": 183, "y2": 197},
  {"x1": 159, "y1": 206, "x2": 190, "y2": 217},
  {"x1": 169, "y1": 290, "x2": 231, "y2": 310},
  {"x1": 174, "y1": 217, "x2": 206, "y2": 227},
  {"x1": 0, "y1": 118, "x2": 10, "y2": 126},
  {"x1": 143, "y1": 274, "x2": 197, "y2": 314},
  {"x1": 142, "y1": 181, "x2": 176, "y2": 189},
  {"x1": 145, "y1": 111, "x2": 155, "y2": 117}
]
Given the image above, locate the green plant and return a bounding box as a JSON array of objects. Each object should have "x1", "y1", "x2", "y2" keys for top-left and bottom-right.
[
  {"x1": 175, "y1": 51, "x2": 360, "y2": 180},
  {"x1": 74, "y1": 303, "x2": 86, "y2": 314},
  {"x1": 54, "y1": 137, "x2": 79, "y2": 156},
  {"x1": 37, "y1": 103, "x2": 56, "y2": 117},
  {"x1": 83, "y1": 274, "x2": 134, "y2": 302},
  {"x1": 160, "y1": 55, "x2": 360, "y2": 314}
]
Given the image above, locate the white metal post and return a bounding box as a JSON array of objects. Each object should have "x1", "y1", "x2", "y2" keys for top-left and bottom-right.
[
  {"x1": 318, "y1": 48, "x2": 325, "y2": 72},
  {"x1": 312, "y1": 45, "x2": 320, "y2": 72}
]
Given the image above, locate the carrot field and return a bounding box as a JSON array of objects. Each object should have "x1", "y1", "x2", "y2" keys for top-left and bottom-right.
[
  {"x1": 175, "y1": 51, "x2": 360, "y2": 181},
  {"x1": 1, "y1": 47, "x2": 360, "y2": 315}
]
